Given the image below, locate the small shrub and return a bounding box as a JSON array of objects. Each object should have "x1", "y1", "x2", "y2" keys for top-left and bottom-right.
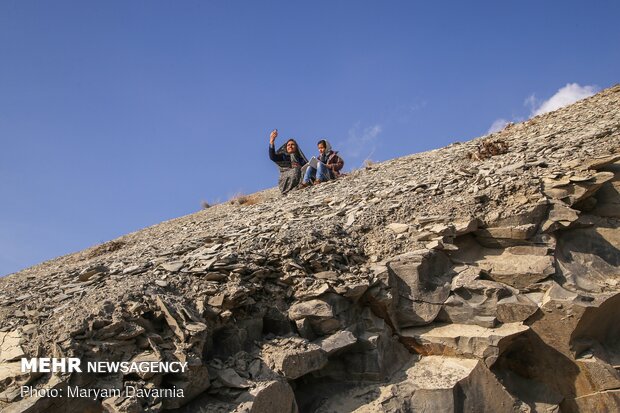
[
  {"x1": 468, "y1": 138, "x2": 509, "y2": 161},
  {"x1": 88, "y1": 240, "x2": 125, "y2": 258}
]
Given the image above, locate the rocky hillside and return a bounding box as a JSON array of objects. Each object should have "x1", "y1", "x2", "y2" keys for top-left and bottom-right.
[{"x1": 1, "y1": 85, "x2": 619, "y2": 413}]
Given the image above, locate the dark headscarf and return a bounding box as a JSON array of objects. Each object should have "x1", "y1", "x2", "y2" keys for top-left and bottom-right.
[{"x1": 274, "y1": 139, "x2": 308, "y2": 171}]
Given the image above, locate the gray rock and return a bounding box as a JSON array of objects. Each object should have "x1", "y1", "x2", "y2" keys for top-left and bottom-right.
[
  {"x1": 0, "y1": 331, "x2": 25, "y2": 362},
  {"x1": 0, "y1": 362, "x2": 31, "y2": 395},
  {"x1": 313, "y1": 271, "x2": 338, "y2": 280},
  {"x1": 1, "y1": 375, "x2": 66, "y2": 413},
  {"x1": 437, "y1": 279, "x2": 512, "y2": 327},
  {"x1": 235, "y1": 380, "x2": 298, "y2": 413},
  {"x1": 541, "y1": 202, "x2": 580, "y2": 232},
  {"x1": 409, "y1": 356, "x2": 520, "y2": 412},
  {"x1": 122, "y1": 264, "x2": 146, "y2": 275},
  {"x1": 217, "y1": 368, "x2": 252, "y2": 388},
  {"x1": 163, "y1": 362, "x2": 211, "y2": 409},
  {"x1": 315, "y1": 330, "x2": 357, "y2": 356},
  {"x1": 340, "y1": 329, "x2": 410, "y2": 381},
  {"x1": 544, "y1": 171, "x2": 615, "y2": 206},
  {"x1": 475, "y1": 224, "x2": 539, "y2": 247},
  {"x1": 208, "y1": 293, "x2": 226, "y2": 307},
  {"x1": 161, "y1": 261, "x2": 184, "y2": 272},
  {"x1": 154, "y1": 279, "x2": 168, "y2": 287},
  {"x1": 451, "y1": 235, "x2": 555, "y2": 289},
  {"x1": 590, "y1": 163, "x2": 620, "y2": 217},
  {"x1": 288, "y1": 294, "x2": 349, "y2": 336},
  {"x1": 316, "y1": 356, "x2": 520, "y2": 412},
  {"x1": 556, "y1": 225, "x2": 620, "y2": 292},
  {"x1": 455, "y1": 219, "x2": 480, "y2": 235},
  {"x1": 155, "y1": 296, "x2": 186, "y2": 341},
  {"x1": 79, "y1": 265, "x2": 107, "y2": 281},
  {"x1": 481, "y1": 252, "x2": 555, "y2": 289},
  {"x1": 102, "y1": 396, "x2": 142, "y2": 413},
  {"x1": 261, "y1": 338, "x2": 328, "y2": 379},
  {"x1": 400, "y1": 322, "x2": 529, "y2": 367},
  {"x1": 128, "y1": 351, "x2": 162, "y2": 379},
  {"x1": 386, "y1": 250, "x2": 454, "y2": 328},
  {"x1": 496, "y1": 294, "x2": 539, "y2": 323},
  {"x1": 387, "y1": 223, "x2": 409, "y2": 234}
]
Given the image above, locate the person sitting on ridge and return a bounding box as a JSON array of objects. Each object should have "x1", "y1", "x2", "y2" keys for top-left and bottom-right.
[
  {"x1": 300, "y1": 139, "x2": 344, "y2": 187},
  {"x1": 268, "y1": 129, "x2": 308, "y2": 194}
]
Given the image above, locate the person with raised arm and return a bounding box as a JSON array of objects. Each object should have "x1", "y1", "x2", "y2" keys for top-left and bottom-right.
[{"x1": 268, "y1": 129, "x2": 308, "y2": 194}]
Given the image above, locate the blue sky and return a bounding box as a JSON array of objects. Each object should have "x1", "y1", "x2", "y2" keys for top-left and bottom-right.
[{"x1": 1, "y1": 1, "x2": 619, "y2": 276}]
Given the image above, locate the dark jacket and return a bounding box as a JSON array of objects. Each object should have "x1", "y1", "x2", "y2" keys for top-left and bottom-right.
[{"x1": 269, "y1": 140, "x2": 308, "y2": 171}]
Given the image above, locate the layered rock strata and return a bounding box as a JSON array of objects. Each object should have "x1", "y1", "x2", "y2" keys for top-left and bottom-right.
[{"x1": 1, "y1": 85, "x2": 619, "y2": 412}]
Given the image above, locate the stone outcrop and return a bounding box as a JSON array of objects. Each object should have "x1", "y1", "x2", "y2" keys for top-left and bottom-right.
[
  {"x1": 1, "y1": 85, "x2": 619, "y2": 412},
  {"x1": 400, "y1": 322, "x2": 529, "y2": 367},
  {"x1": 309, "y1": 356, "x2": 522, "y2": 412}
]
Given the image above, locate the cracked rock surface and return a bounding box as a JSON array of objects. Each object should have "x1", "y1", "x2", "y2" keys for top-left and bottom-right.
[{"x1": 1, "y1": 85, "x2": 620, "y2": 412}]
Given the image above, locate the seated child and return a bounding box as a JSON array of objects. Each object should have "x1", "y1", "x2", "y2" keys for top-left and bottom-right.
[{"x1": 301, "y1": 139, "x2": 344, "y2": 186}]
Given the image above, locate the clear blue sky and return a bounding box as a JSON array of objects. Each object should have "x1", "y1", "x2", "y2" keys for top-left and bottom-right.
[{"x1": 1, "y1": 1, "x2": 619, "y2": 276}]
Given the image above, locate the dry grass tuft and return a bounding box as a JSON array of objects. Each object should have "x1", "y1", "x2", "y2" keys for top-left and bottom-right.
[
  {"x1": 88, "y1": 240, "x2": 125, "y2": 258},
  {"x1": 229, "y1": 193, "x2": 261, "y2": 206},
  {"x1": 363, "y1": 159, "x2": 375, "y2": 169}
]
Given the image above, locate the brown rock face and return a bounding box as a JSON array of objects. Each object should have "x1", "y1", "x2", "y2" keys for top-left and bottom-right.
[{"x1": 1, "y1": 85, "x2": 620, "y2": 412}]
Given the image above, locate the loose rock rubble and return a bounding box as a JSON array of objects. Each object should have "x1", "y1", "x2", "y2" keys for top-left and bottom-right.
[{"x1": 1, "y1": 85, "x2": 619, "y2": 412}]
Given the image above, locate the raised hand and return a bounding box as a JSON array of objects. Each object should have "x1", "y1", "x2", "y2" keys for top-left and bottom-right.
[{"x1": 269, "y1": 129, "x2": 278, "y2": 145}]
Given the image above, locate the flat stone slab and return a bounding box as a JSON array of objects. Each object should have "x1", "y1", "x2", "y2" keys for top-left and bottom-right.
[
  {"x1": 313, "y1": 356, "x2": 518, "y2": 412},
  {"x1": 407, "y1": 355, "x2": 479, "y2": 389},
  {"x1": 496, "y1": 294, "x2": 539, "y2": 323},
  {"x1": 0, "y1": 362, "x2": 29, "y2": 388},
  {"x1": 387, "y1": 223, "x2": 410, "y2": 234},
  {"x1": 400, "y1": 322, "x2": 529, "y2": 366},
  {"x1": 315, "y1": 330, "x2": 357, "y2": 356},
  {"x1": 0, "y1": 332, "x2": 25, "y2": 362},
  {"x1": 236, "y1": 380, "x2": 298, "y2": 413},
  {"x1": 261, "y1": 338, "x2": 328, "y2": 380}
]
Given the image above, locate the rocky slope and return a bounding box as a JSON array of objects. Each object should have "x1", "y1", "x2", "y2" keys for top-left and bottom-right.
[{"x1": 1, "y1": 85, "x2": 619, "y2": 413}]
